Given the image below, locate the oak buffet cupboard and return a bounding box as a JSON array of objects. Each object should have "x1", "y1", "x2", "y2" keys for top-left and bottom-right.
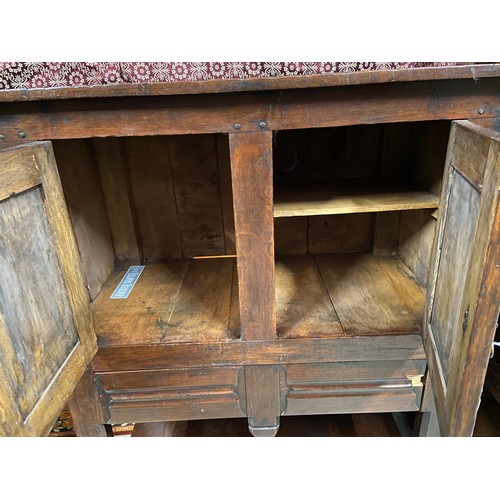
[{"x1": 1, "y1": 64, "x2": 500, "y2": 437}]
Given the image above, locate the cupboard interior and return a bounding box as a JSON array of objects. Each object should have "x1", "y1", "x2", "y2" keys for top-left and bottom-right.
[
  {"x1": 273, "y1": 121, "x2": 450, "y2": 340},
  {"x1": 51, "y1": 120, "x2": 451, "y2": 347}
]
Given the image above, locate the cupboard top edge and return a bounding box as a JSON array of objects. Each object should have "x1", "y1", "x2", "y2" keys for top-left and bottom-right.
[{"x1": 0, "y1": 64, "x2": 499, "y2": 103}]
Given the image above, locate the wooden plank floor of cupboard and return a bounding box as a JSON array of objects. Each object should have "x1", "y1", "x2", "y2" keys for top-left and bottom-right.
[
  {"x1": 276, "y1": 253, "x2": 425, "y2": 339},
  {"x1": 91, "y1": 258, "x2": 239, "y2": 346},
  {"x1": 92, "y1": 253, "x2": 426, "y2": 349},
  {"x1": 166, "y1": 258, "x2": 237, "y2": 341},
  {"x1": 275, "y1": 255, "x2": 343, "y2": 338},
  {"x1": 315, "y1": 253, "x2": 425, "y2": 336}
]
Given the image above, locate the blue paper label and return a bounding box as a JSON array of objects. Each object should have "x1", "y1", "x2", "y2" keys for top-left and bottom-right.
[{"x1": 110, "y1": 265, "x2": 145, "y2": 299}]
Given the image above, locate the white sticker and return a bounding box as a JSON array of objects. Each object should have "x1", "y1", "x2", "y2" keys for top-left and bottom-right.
[{"x1": 110, "y1": 266, "x2": 145, "y2": 299}]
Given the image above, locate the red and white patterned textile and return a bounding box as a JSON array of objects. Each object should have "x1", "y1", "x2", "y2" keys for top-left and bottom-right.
[{"x1": 0, "y1": 62, "x2": 460, "y2": 90}]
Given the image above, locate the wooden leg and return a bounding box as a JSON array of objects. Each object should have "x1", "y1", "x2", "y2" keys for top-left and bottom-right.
[
  {"x1": 418, "y1": 409, "x2": 441, "y2": 437},
  {"x1": 229, "y1": 131, "x2": 279, "y2": 437},
  {"x1": 245, "y1": 365, "x2": 281, "y2": 437},
  {"x1": 416, "y1": 377, "x2": 441, "y2": 437},
  {"x1": 67, "y1": 365, "x2": 111, "y2": 437}
]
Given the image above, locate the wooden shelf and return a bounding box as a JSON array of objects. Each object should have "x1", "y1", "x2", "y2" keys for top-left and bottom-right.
[
  {"x1": 92, "y1": 253, "x2": 426, "y2": 348},
  {"x1": 273, "y1": 179, "x2": 439, "y2": 218},
  {"x1": 92, "y1": 258, "x2": 240, "y2": 346},
  {"x1": 276, "y1": 253, "x2": 426, "y2": 338}
]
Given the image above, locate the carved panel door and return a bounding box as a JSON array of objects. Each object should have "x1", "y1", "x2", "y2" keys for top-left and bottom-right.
[
  {"x1": 424, "y1": 121, "x2": 500, "y2": 436},
  {"x1": 0, "y1": 142, "x2": 97, "y2": 436}
]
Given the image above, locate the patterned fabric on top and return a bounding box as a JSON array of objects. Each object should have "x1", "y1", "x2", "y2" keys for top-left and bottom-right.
[{"x1": 0, "y1": 62, "x2": 460, "y2": 90}]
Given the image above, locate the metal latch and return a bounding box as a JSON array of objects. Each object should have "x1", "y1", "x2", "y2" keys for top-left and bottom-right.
[{"x1": 408, "y1": 375, "x2": 423, "y2": 387}]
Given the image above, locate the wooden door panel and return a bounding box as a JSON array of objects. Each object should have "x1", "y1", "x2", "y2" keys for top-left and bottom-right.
[
  {"x1": 0, "y1": 142, "x2": 97, "y2": 436},
  {"x1": 424, "y1": 121, "x2": 500, "y2": 436},
  {"x1": 430, "y1": 171, "x2": 481, "y2": 381},
  {"x1": 0, "y1": 188, "x2": 80, "y2": 418}
]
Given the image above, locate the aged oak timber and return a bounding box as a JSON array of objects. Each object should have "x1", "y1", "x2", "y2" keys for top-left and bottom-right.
[{"x1": 1, "y1": 65, "x2": 500, "y2": 437}]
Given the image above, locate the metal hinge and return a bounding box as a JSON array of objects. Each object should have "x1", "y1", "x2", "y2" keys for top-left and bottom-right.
[{"x1": 462, "y1": 307, "x2": 469, "y2": 334}]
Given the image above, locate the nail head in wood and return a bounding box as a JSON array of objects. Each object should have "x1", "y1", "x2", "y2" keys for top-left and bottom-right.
[
  {"x1": 234, "y1": 123, "x2": 241, "y2": 129},
  {"x1": 478, "y1": 108, "x2": 484, "y2": 115},
  {"x1": 18, "y1": 131, "x2": 26, "y2": 138},
  {"x1": 259, "y1": 121, "x2": 267, "y2": 128}
]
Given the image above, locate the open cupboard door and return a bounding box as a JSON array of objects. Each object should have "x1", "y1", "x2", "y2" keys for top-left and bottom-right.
[
  {"x1": 424, "y1": 121, "x2": 500, "y2": 436},
  {"x1": 0, "y1": 142, "x2": 97, "y2": 436}
]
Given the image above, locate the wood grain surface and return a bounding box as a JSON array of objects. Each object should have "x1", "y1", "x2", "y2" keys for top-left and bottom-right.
[
  {"x1": 274, "y1": 179, "x2": 439, "y2": 217},
  {"x1": 0, "y1": 142, "x2": 96, "y2": 436}
]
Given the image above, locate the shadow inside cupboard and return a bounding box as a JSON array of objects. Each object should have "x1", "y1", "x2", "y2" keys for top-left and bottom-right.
[
  {"x1": 52, "y1": 134, "x2": 240, "y2": 347},
  {"x1": 272, "y1": 121, "x2": 451, "y2": 340},
  {"x1": 51, "y1": 120, "x2": 451, "y2": 348}
]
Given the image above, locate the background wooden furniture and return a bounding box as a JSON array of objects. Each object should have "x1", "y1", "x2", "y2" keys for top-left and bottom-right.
[{"x1": 1, "y1": 64, "x2": 500, "y2": 436}]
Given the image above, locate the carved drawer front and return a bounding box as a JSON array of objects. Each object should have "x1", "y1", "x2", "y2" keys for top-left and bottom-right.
[
  {"x1": 283, "y1": 360, "x2": 426, "y2": 416},
  {"x1": 97, "y1": 366, "x2": 246, "y2": 425}
]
